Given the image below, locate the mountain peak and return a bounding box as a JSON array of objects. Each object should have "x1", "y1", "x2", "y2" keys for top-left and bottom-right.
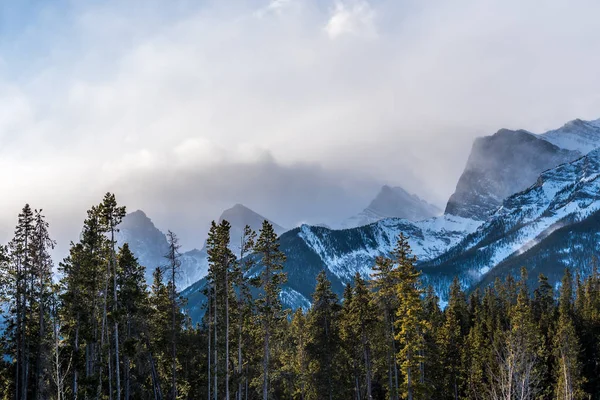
[
  {"x1": 340, "y1": 185, "x2": 441, "y2": 228},
  {"x1": 540, "y1": 117, "x2": 600, "y2": 154},
  {"x1": 219, "y1": 204, "x2": 286, "y2": 235},
  {"x1": 445, "y1": 124, "x2": 579, "y2": 220}
]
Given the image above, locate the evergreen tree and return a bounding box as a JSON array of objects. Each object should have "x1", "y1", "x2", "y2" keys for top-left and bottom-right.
[
  {"x1": 554, "y1": 269, "x2": 585, "y2": 400},
  {"x1": 371, "y1": 255, "x2": 400, "y2": 400},
  {"x1": 349, "y1": 273, "x2": 378, "y2": 400},
  {"x1": 306, "y1": 271, "x2": 340, "y2": 400},
  {"x1": 164, "y1": 230, "x2": 182, "y2": 399},
  {"x1": 98, "y1": 192, "x2": 126, "y2": 400},
  {"x1": 254, "y1": 220, "x2": 286, "y2": 400},
  {"x1": 116, "y1": 243, "x2": 150, "y2": 399},
  {"x1": 393, "y1": 233, "x2": 428, "y2": 400},
  {"x1": 437, "y1": 278, "x2": 468, "y2": 400}
]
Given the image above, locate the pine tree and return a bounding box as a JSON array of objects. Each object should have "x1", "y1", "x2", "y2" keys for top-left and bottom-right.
[
  {"x1": 98, "y1": 193, "x2": 126, "y2": 400},
  {"x1": 286, "y1": 308, "x2": 309, "y2": 399},
  {"x1": 554, "y1": 269, "x2": 585, "y2": 400},
  {"x1": 437, "y1": 278, "x2": 468, "y2": 400},
  {"x1": 339, "y1": 283, "x2": 361, "y2": 400},
  {"x1": 233, "y1": 225, "x2": 257, "y2": 400},
  {"x1": 393, "y1": 233, "x2": 428, "y2": 400},
  {"x1": 371, "y1": 255, "x2": 400, "y2": 400},
  {"x1": 349, "y1": 273, "x2": 378, "y2": 400},
  {"x1": 254, "y1": 220, "x2": 286, "y2": 400},
  {"x1": 30, "y1": 209, "x2": 55, "y2": 399},
  {"x1": 164, "y1": 230, "x2": 182, "y2": 399},
  {"x1": 489, "y1": 268, "x2": 541, "y2": 399},
  {"x1": 306, "y1": 271, "x2": 340, "y2": 400},
  {"x1": 116, "y1": 243, "x2": 149, "y2": 399},
  {"x1": 7, "y1": 204, "x2": 35, "y2": 400}
]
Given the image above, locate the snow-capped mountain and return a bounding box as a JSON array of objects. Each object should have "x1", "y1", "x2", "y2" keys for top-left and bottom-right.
[
  {"x1": 445, "y1": 129, "x2": 578, "y2": 220},
  {"x1": 446, "y1": 118, "x2": 600, "y2": 221},
  {"x1": 424, "y1": 147, "x2": 600, "y2": 295},
  {"x1": 179, "y1": 116, "x2": 600, "y2": 320},
  {"x1": 341, "y1": 185, "x2": 441, "y2": 228},
  {"x1": 117, "y1": 204, "x2": 286, "y2": 290},
  {"x1": 539, "y1": 118, "x2": 600, "y2": 154}
]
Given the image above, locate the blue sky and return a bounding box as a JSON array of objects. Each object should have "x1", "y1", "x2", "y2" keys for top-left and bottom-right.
[{"x1": 1, "y1": 0, "x2": 600, "y2": 255}]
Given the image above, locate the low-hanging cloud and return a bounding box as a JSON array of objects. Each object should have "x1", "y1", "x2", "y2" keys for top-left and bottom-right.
[{"x1": 1, "y1": 0, "x2": 600, "y2": 257}]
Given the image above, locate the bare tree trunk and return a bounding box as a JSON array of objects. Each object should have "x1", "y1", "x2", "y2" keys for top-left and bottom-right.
[
  {"x1": 100, "y1": 255, "x2": 111, "y2": 400},
  {"x1": 15, "y1": 257, "x2": 22, "y2": 400},
  {"x1": 111, "y1": 226, "x2": 121, "y2": 400},
  {"x1": 354, "y1": 361, "x2": 361, "y2": 400},
  {"x1": 108, "y1": 328, "x2": 113, "y2": 400},
  {"x1": 148, "y1": 349, "x2": 163, "y2": 400}
]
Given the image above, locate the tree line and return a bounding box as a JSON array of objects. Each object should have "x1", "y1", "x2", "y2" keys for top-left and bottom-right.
[{"x1": 0, "y1": 193, "x2": 599, "y2": 399}]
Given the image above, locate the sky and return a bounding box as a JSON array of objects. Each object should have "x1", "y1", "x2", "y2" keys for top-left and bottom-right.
[{"x1": 1, "y1": 0, "x2": 600, "y2": 256}]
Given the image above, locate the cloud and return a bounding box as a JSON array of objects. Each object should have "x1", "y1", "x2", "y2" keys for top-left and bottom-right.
[
  {"x1": 325, "y1": 0, "x2": 376, "y2": 39},
  {"x1": 1, "y1": 0, "x2": 600, "y2": 257}
]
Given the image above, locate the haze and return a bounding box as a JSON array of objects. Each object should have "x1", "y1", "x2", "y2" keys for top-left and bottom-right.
[{"x1": 1, "y1": 0, "x2": 600, "y2": 256}]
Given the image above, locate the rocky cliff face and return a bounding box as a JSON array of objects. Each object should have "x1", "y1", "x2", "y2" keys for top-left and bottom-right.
[{"x1": 445, "y1": 129, "x2": 579, "y2": 220}]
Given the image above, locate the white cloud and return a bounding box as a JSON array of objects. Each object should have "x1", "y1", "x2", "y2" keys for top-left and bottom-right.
[{"x1": 325, "y1": 0, "x2": 376, "y2": 39}]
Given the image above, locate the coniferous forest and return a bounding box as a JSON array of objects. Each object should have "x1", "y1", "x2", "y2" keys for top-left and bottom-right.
[{"x1": 1, "y1": 193, "x2": 599, "y2": 400}]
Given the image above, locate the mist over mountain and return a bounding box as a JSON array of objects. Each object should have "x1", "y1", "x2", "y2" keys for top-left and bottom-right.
[
  {"x1": 341, "y1": 185, "x2": 442, "y2": 228},
  {"x1": 218, "y1": 203, "x2": 287, "y2": 255},
  {"x1": 444, "y1": 119, "x2": 600, "y2": 220}
]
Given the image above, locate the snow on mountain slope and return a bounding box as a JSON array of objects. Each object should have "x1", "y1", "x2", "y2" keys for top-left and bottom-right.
[
  {"x1": 539, "y1": 118, "x2": 600, "y2": 154},
  {"x1": 425, "y1": 147, "x2": 600, "y2": 291},
  {"x1": 341, "y1": 185, "x2": 441, "y2": 228},
  {"x1": 294, "y1": 214, "x2": 481, "y2": 282}
]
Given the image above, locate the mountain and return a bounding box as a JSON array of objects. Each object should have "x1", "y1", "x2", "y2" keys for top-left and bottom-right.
[
  {"x1": 446, "y1": 118, "x2": 600, "y2": 221},
  {"x1": 445, "y1": 129, "x2": 579, "y2": 220},
  {"x1": 182, "y1": 129, "x2": 600, "y2": 322},
  {"x1": 117, "y1": 204, "x2": 286, "y2": 290},
  {"x1": 181, "y1": 213, "x2": 481, "y2": 321},
  {"x1": 218, "y1": 204, "x2": 287, "y2": 255},
  {"x1": 116, "y1": 210, "x2": 208, "y2": 288},
  {"x1": 539, "y1": 118, "x2": 600, "y2": 154},
  {"x1": 341, "y1": 185, "x2": 441, "y2": 228},
  {"x1": 116, "y1": 210, "x2": 170, "y2": 282},
  {"x1": 424, "y1": 147, "x2": 600, "y2": 295}
]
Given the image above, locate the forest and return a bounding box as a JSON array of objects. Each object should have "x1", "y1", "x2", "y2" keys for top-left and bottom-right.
[{"x1": 0, "y1": 193, "x2": 599, "y2": 400}]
